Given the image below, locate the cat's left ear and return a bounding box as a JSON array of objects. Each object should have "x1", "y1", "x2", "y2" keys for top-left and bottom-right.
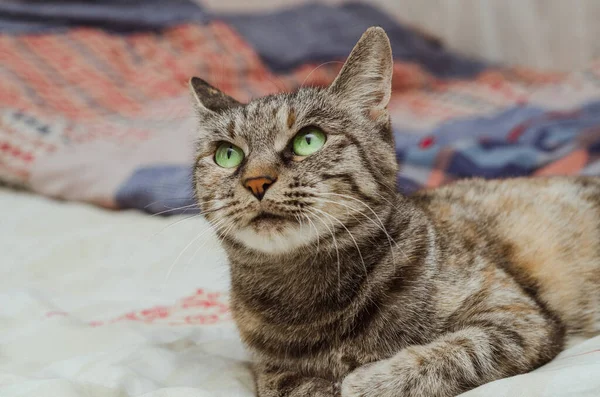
[
  {"x1": 328, "y1": 27, "x2": 393, "y2": 120},
  {"x1": 189, "y1": 77, "x2": 241, "y2": 114}
]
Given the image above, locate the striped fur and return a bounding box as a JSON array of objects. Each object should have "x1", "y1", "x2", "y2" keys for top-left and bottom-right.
[{"x1": 191, "y1": 28, "x2": 600, "y2": 397}]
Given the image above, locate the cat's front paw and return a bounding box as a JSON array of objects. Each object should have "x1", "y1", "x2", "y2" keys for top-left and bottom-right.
[
  {"x1": 341, "y1": 363, "x2": 376, "y2": 397},
  {"x1": 341, "y1": 360, "x2": 394, "y2": 397},
  {"x1": 340, "y1": 352, "x2": 418, "y2": 397}
]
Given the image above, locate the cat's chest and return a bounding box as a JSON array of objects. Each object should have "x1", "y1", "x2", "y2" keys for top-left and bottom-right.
[
  {"x1": 234, "y1": 303, "x2": 410, "y2": 379},
  {"x1": 263, "y1": 332, "x2": 402, "y2": 381}
]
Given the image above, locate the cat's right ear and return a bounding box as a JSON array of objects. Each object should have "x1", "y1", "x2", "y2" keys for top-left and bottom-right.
[
  {"x1": 327, "y1": 27, "x2": 393, "y2": 121},
  {"x1": 189, "y1": 77, "x2": 241, "y2": 114}
]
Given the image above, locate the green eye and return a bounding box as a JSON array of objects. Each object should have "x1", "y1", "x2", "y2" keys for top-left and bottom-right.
[
  {"x1": 215, "y1": 142, "x2": 244, "y2": 168},
  {"x1": 292, "y1": 127, "x2": 326, "y2": 156}
]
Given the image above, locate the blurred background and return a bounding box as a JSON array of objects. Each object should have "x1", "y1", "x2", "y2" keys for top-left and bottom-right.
[
  {"x1": 3, "y1": 0, "x2": 600, "y2": 214},
  {"x1": 204, "y1": 0, "x2": 599, "y2": 71}
]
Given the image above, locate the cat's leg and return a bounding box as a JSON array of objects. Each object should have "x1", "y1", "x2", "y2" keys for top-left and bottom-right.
[
  {"x1": 341, "y1": 291, "x2": 564, "y2": 397},
  {"x1": 256, "y1": 366, "x2": 339, "y2": 397}
]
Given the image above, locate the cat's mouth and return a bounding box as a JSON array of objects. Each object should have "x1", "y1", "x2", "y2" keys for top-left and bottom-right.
[
  {"x1": 251, "y1": 211, "x2": 287, "y2": 223},
  {"x1": 233, "y1": 208, "x2": 313, "y2": 252}
]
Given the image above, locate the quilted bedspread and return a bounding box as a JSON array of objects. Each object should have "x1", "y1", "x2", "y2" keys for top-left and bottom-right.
[
  {"x1": 2, "y1": 187, "x2": 600, "y2": 397},
  {"x1": 2, "y1": 1, "x2": 600, "y2": 215}
]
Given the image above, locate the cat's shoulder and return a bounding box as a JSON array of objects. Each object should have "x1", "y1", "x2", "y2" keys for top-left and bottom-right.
[
  {"x1": 410, "y1": 176, "x2": 600, "y2": 215},
  {"x1": 414, "y1": 175, "x2": 600, "y2": 199}
]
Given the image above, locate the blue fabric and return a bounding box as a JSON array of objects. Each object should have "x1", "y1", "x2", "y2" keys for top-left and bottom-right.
[
  {"x1": 394, "y1": 100, "x2": 600, "y2": 193},
  {"x1": 0, "y1": 0, "x2": 207, "y2": 34},
  {"x1": 0, "y1": 1, "x2": 487, "y2": 79},
  {"x1": 221, "y1": 2, "x2": 488, "y2": 77},
  {"x1": 115, "y1": 165, "x2": 198, "y2": 215}
]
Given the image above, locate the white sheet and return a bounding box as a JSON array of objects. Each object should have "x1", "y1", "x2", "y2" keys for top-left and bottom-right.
[{"x1": 1, "y1": 188, "x2": 599, "y2": 397}]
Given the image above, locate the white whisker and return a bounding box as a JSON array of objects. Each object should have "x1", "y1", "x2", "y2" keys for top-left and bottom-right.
[
  {"x1": 143, "y1": 198, "x2": 195, "y2": 209},
  {"x1": 164, "y1": 217, "x2": 229, "y2": 281},
  {"x1": 311, "y1": 207, "x2": 367, "y2": 278},
  {"x1": 149, "y1": 203, "x2": 198, "y2": 217},
  {"x1": 185, "y1": 216, "x2": 239, "y2": 267},
  {"x1": 149, "y1": 198, "x2": 227, "y2": 218},
  {"x1": 306, "y1": 207, "x2": 341, "y2": 295},
  {"x1": 150, "y1": 214, "x2": 203, "y2": 239},
  {"x1": 149, "y1": 202, "x2": 238, "y2": 239},
  {"x1": 303, "y1": 213, "x2": 321, "y2": 266},
  {"x1": 301, "y1": 61, "x2": 344, "y2": 87},
  {"x1": 313, "y1": 192, "x2": 407, "y2": 261}
]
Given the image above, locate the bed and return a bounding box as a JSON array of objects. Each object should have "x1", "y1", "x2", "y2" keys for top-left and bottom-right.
[
  {"x1": 1, "y1": 1, "x2": 599, "y2": 396},
  {"x1": 1, "y1": 187, "x2": 599, "y2": 397}
]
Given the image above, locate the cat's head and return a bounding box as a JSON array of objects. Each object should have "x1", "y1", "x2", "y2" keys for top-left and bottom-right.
[{"x1": 191, "y1": 27, "x2": 398, "y2": 254}]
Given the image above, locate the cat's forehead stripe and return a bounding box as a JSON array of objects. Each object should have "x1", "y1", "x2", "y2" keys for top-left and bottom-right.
[
  {"x1": 226, "y1": 120, "x2": 235, "y2": 138},
  {"x1": 287, "y1": 108, "x2": 296, "y2": 129}
]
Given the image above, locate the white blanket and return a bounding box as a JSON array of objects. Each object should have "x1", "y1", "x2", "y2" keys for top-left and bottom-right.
[{"x1": 1, "y1": 188, "x2": 599, "y2": 397}]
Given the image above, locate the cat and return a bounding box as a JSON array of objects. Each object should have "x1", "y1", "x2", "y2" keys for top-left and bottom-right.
[{"x1": 189, "y1": 27, "x2": 600, "y2": 397}]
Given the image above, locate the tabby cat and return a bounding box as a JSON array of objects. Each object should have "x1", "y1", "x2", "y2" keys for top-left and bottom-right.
[{"x1": 189, "y1": 27, "x2": 600, "y2": 397}]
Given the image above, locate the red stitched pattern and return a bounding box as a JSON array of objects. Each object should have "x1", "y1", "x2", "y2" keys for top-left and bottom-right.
[
  {"x1": 419, "y1": 136, "x2": 436, "y2": 149},
  {"x1": 44, "y1": 289, "x2": 231, "y2": 327},
  {"x1": 0, "y1": 22, "x2": 267, "y2": 121},
  {"x1": 0, "y1": 20, "x2": 582, "y2": 197},
  {"x1": 561, "y1": 349, "x2": 600, "y2": 360}
]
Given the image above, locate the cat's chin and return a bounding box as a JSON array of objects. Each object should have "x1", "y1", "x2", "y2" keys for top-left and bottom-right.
[{"x1": 232, "y1": 221, "x2": 317, "y2": 254}]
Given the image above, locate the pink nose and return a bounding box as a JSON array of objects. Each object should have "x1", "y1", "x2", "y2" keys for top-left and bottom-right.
[{"x1": 243, "y1": 176, "x2": 276, "y2": 200}]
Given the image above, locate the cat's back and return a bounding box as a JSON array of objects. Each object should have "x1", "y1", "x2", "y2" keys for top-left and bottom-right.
[{"x1": 414, "y1": 176, "x2": 600, "y2": 339}]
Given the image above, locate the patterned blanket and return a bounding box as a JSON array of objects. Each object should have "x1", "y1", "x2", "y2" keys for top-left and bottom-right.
[{"x1": 1, "y1": 1, "x2": 600, "y2": 214}]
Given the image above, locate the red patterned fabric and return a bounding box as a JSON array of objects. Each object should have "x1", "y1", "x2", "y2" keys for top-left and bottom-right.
[{"x1": 1, "y1": 20, "x2": 596, "y2": 210}]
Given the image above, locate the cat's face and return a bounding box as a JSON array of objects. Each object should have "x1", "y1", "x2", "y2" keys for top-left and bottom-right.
[{"x1": 191, "y1": 28, "x2": 398, "y2": 254}]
